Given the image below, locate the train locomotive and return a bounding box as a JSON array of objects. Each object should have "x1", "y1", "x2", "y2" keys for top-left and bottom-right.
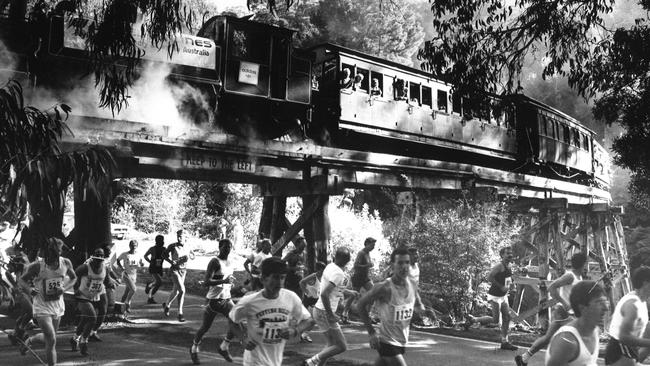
[{"x1": 1, "y1": 9, "x2": 611, "y2": 190}]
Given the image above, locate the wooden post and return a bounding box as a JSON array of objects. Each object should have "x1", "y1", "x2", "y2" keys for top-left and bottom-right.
[
  {"x1": 537, "y1": 208, "x2": 550, "y2": 331},
  {"x1": 303, "y1": 195, "x2": 316, "y2": 274},
  {"x1": 313, "y1": 195, "x2": 331, "y2": 264},
  {"x1": 72, "y1": 180, "x2": 111, "y2": 265},
  {"x1": 269, "y1": 196, "x2": 287, "y2": 247},
  {"x1": 258, "y1": 196, "x2": 274, "y2": 239}
]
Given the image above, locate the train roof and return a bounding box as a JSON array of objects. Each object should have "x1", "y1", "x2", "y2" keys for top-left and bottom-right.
[{"x1": 309, "y1": 43, "x2": 451, "y2": 85}]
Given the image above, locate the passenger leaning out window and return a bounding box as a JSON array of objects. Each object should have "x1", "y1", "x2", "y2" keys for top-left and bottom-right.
[
  {"x1": 340, "y1": 68, "x2": 353, "y2": 89},
  {"x1": 370, "y1": 78, "x2": 382, "y2": 97}
]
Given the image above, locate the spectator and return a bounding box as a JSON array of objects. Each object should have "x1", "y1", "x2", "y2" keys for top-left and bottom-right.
[
  {"x1": 340, "y1": 68, "x2": 353, "y2": 89},
  {"x1": 370, "y1": 78, "x2": 382, "y2": 97}
]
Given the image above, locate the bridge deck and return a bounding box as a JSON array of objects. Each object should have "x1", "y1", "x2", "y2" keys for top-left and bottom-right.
[{"x1": 61, "y1": 116, "x2": 610, "y2": 205}]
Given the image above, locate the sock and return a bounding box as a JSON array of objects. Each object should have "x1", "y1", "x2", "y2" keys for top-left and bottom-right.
[
  {"x1": 73, "y1": 334, "x2": 81, "y2": 341},
  {"x1": 191, "y1": 341, "x2": 200, "y2": 353},
  {"x1": 502, "y1": 336, "x2": 509, "y2": 343},
  {"x1": 521, "y1": 350, "x2": 532, "y2": 362},
  {"x1": 220, "y1": 339, "x2": 230, "y2": 351},
  {"x1": 310, "y1": 355, "x2": 321, "y2": 364},
  {"x1": 80, "y1": 337, "x2": 88, "y2": 343},
  {"x1": 90, "y1": 330, "x2": 97, "y2": 337}
]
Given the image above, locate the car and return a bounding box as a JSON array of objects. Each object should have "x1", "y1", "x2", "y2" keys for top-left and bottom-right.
[{"x1": 111, "y1": 224, "x2": 129, "y2": 240}]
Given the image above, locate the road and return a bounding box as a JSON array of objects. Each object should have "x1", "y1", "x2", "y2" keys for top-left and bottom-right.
[{"x1": 1, "y1": 283, "x2": 605, "y2": 366}]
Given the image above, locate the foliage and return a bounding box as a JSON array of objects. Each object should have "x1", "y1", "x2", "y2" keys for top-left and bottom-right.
[
  {"x1": 394, "y1": 198, "x2": 523, "y2": 318},
  {"x1": 0, "y1": 80, "x2": 113, "y2": 251},
  {"x1": 625, "y1": 226, "x2": 650, "y2": 269},
  {"x1": 317, "y1": 0, "x2": 424, "y2": 66}
]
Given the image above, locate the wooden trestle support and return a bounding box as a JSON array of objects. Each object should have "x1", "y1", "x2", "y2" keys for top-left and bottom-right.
[{"x1": 510, "y1": 198, "x2": 629, "y2": 328}]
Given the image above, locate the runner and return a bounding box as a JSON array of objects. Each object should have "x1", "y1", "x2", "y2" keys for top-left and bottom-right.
[
  {"x1": 244, "y1": 239, "x2": 272, "y2": 291},
  {"x1": 545, "y1": 280, "x2": 608, "y2": 366},
  {"x1": 5, "y1": 255, "x2": 32, "y2": 345},
  {"x1": 605, "y1": 265, "x2": 650, "y2": 365},
  {"x1": 117, "y1": 239, "x2": 143, "y2": 313},
  {"x1": 516, "y1": 252, "x2": 587, "y2": 366},
  {"x1": 299, "y1": 261, "x2": 326, "y2": 343},
  {"x1": 356, "y1": 246, "x2": 433, "y2": 366},
  {"x1": 303, "y1": 247, "x2": 358, "y2": 366},
  {"x1": 70, "y1": 248, "x2": 110, "y2": 356},
  {"x1": 190, "y1": 239, "x2": 238, "y2": 365},
  {"x1": 92, "y1": 242, "x2": 119, "y2": 341},
  {"x1": 282, "y1": 236, "x2": 307, "y2": 299},
  {"x1": 467, "y1": 246, "x2": 518, "y2": 351},
  {"x1": 342, "y1": 237, "x2": 376, "y2": 323},
  {"x1": 163, "y1": 229, "x2": 190, "y2": 322},
  {"x1": 229, "y1": 256, "x2": 315, "y2": 366},
  {"x1": 18, "y1": 237, "x2": 76, "y2": 366},
  {"x1": 144, "y1": 234, "x2": 166, "y2": 304}
]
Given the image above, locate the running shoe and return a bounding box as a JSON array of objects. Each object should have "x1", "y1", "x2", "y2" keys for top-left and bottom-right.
[
  {"x1": 145, "y1": 282, "x2": 151, "y2": 294},
  {"x1": 80, "y1": 341, "x2": 88, "y2": 356},
  {"x1": 70, "y1": 336, "x2": 78, "y2": 352},
  {"x1": 217, "y1": 348, "x2": 233, "y2": 363},
  {"x1": 514, "y1": 354, "x2": 527, "y2": 366},
  {"x1": 147, "y1": 298, "x2": 157, "y2": 304},
  {"x1": 125, "y1": 303, "x2": 131, "y2": 313},
  {"x1": 501, "y1": 341, "x2": 518, "y2": 351},
  {"x1": 302, "y1": 358, "x2": 318, "y2": 366},
  {"x1": 190, "y1": 344, "x2": 200, "y2": 365},
  {"x1": 178, "y1": 314, "x2": 186, "y2": 322},
  {"x1": 163, "y1": 302, "x2": 170, "y2": 317},
  {"x1": 340, "y1": 314, "x2": 350, "y2": 325},
  {"x1": 301, "y1": 333, "x2": 313, "y2": 343},
  {"x1": 89, "y1": 333, "x2": 102, "y2": 342}
]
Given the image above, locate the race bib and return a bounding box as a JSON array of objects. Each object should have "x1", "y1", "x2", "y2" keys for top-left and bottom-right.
[
  {"x1": 155, "y1": 259, "x2": 163, "y2": 267},
  {"x1": 393, "y1": 304, "x2": 414, "y2": 322},
  {"x1": 262, "y1": 321, "x2": 286, "y2": 344},
  {"x1": 44, "y1": 277, "x2": 64, "y2": 301},
  {"x1": 88, "y1": 279, "x2": 103, "y2": 294}
]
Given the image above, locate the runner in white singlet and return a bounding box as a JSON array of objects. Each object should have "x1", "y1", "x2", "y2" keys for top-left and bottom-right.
[
  {"x1": 545, "y1": 280, "x2": 609, "y2": 366},
  {"x1": 357, "y1": 246, "x2": 433, "y2": 366},
  {"x1": 19, "y1": 238, "x2": 76, "y2": 366},
  {"x1": 605, "y1": 266, "x2": 650, "y2": 365}
]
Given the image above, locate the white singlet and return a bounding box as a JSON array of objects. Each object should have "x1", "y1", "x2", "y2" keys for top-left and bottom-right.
[
  {"x1": 609, "y1": 291, "x2": 649, "y2": 340},
  {"x1": 206, "y1": 257, "x2": 234, "y2": 300},
  {"x1": 545, "y1": 325, "x2": 599, "y2": 366},
  {"x1": 376, "y1": 278, "x2": 416, "y2": 347}
]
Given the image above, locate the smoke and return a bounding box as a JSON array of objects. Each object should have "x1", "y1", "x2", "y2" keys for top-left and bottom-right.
[{"x1": 26, "y1": 61, "x2": 216, "y2": 138}]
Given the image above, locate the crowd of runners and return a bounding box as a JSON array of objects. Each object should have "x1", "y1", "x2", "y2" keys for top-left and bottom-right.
[{"x1": 1, "y1": 229, "x2": 650, "y2": 366}]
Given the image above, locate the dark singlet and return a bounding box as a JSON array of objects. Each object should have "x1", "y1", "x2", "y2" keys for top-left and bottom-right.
[
  {"x1": 488, "y1": 264, "x2": 512, "y2": 297},
  {"x1": 149, "y1": 246, "x2": 166, "y2": 271}
]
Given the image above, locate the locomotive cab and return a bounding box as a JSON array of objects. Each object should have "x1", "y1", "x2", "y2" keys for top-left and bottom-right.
[{"x1": 197, "y1": 16, "x2": 311, "y2": 139}]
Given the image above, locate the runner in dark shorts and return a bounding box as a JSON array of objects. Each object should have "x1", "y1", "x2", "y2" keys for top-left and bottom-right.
[
  {"x1": 343, "y1": 237, "x2": 376, "y2": 322},
  {"x1": 144, "y1": 235, "x2": 166, "y2": 304}
]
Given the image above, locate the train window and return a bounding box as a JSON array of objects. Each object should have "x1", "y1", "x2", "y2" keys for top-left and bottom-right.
[
  {"x1": 287, "y1": 55, "x2": 311, "y2": 103},
  {"x1": 229, "y1": 27, "x2": 269, "y2": 64},
  {"x1": 394, "y1": 78, "x2": 408, "y2": 100},
  {"x1": 370, "y1": 71, "x2": 383, "y2": 97},
  {"x1": 553, "y1": 120, "x2": 560, "y2": 140},
  {"x1": 311, "y1": 63, "x2": 322, "y2": 90},
  {"x1": 546, "y1": 116, "x2": 553, "y2": 138},
  {"x1": 383, "y1": 74, "x2": 394, "y2": 99},
  {"x1": 583, "y1": 134, "x2": 590, "y2": 150},
  {"x1": 340, "y1": 63, "x2": 354, "y2": 89},
  {"x1": 270, "y1": 36, "x2": 289, "y2": 99},
  {"x1": 422, "y1": 86, "x2": 432, "y2": 108},
  {"x1": 355, "y1": 68, "x2": 369, "y2": 93},
  {"x1": 437, "y1": 90, "x2": 448, "y2": 112},
  {"x1": 563, "y1": 125, "x2": 570, "y2": 144},
  {"x1": 452, "y1": 93, "x2": 462, "y2": 114},
  {"x1": 539, "y1": 115, "x2": 547, "y2": 136},
  {"x1": 409, "y1": 82, "x2": 421, "y2": 105},
  {"x1": 573, "y1": 128, "x2": 580, "y2": 147}
]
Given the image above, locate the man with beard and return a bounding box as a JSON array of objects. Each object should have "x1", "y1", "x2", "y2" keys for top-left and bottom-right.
[
  {"x1": 229, "y1": 257, "x2": 314, "y2": 366},
  {"x1": 467, "y1": 246, "x2": 518, "y2": 351},
  {"x1": 190, "y1": 239, "x2": 238, "y2": 364},
  {"x1": 19, "y1": 238, "x2": 77, "y2": 366}
]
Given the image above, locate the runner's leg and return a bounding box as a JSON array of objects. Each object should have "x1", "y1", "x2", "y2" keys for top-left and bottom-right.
[
  {"x1": 176, "y1": 271, "x2": 186, "y2": 317},
  {"x1": 150, "y1": 273, "x2": 162, "y2": 296},
  {"x1": 92, "y1": 294, "x2": 107, "y2": 336}
]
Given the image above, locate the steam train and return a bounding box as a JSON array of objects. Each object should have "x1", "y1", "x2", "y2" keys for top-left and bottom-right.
[{"x1": 0, "y1": 10, "x2": 611, "y2": 189}]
